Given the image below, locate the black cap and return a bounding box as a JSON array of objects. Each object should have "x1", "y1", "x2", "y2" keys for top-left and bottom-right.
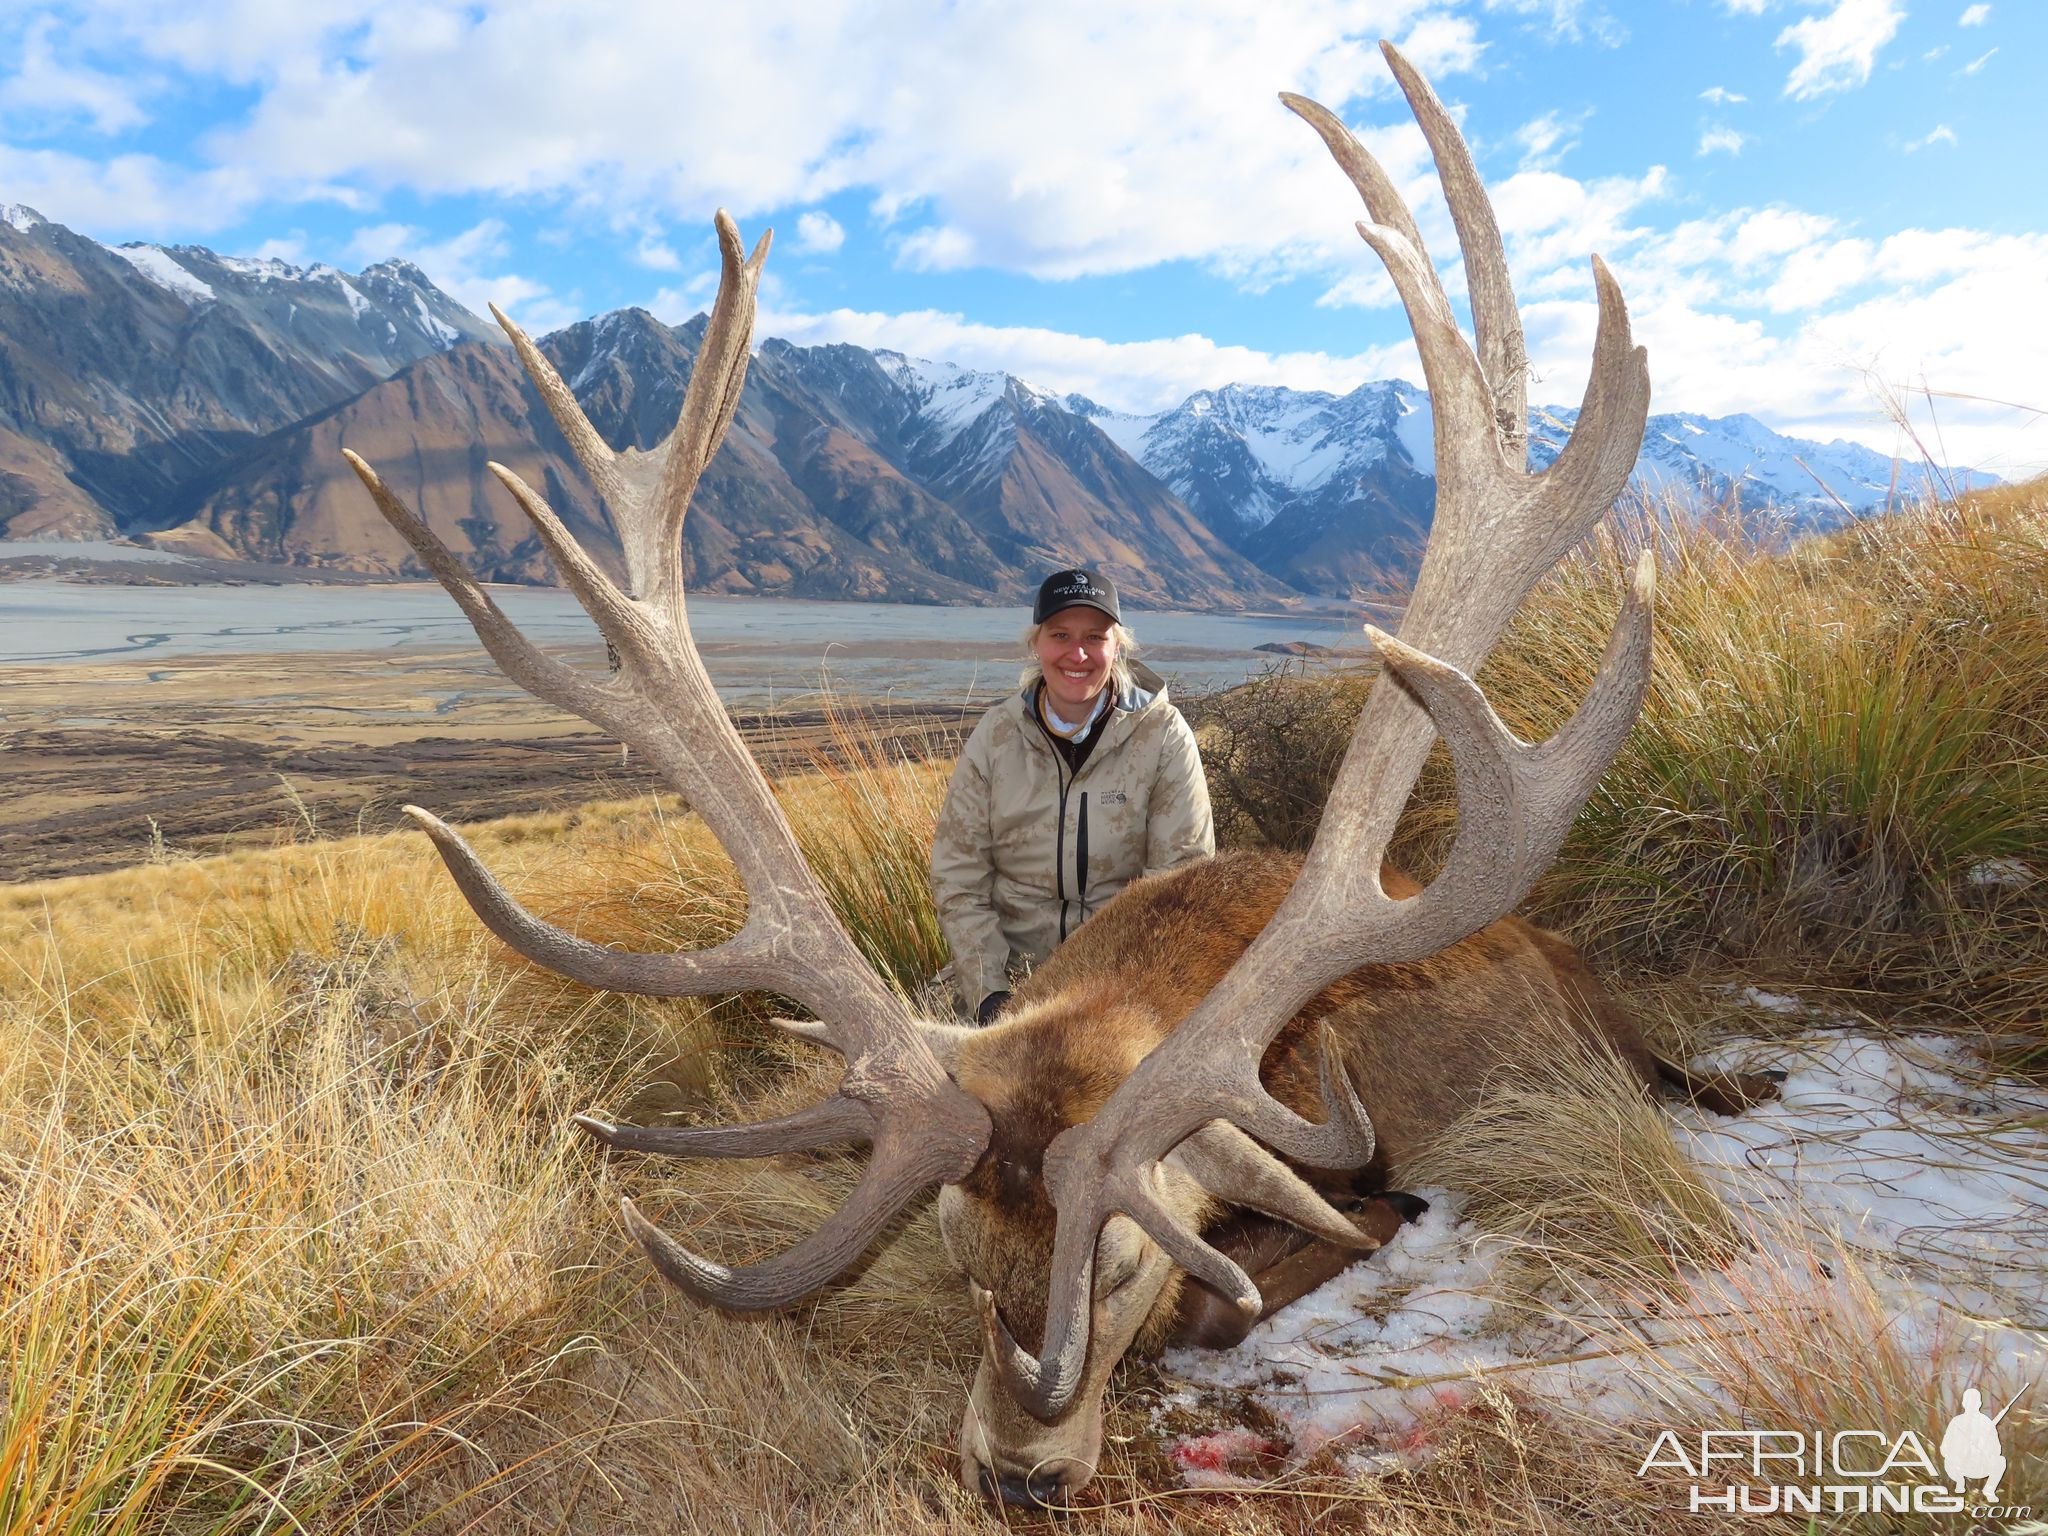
[{"x1": 1033, "y1": 568, "x2": 1121, "y2": 625}]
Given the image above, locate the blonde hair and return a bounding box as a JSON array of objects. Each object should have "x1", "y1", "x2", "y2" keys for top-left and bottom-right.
[{"x1": 1020, "y1": 619, "x2": 1140, "y2": 698}]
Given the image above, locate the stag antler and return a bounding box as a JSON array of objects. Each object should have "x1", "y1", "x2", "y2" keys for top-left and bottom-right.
[
  {"x1": 344, "y1": 213, "x2": 990, "y2": 1310},
  {"x1": 985, "y1": 41, "x2": 1654, "y2": 1420}
]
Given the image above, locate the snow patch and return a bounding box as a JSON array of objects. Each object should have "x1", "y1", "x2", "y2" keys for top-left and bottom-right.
[
  {"x1": 1966, "y1": 858, "x2": 2034, "y2": 889},
  {"x1": 877, "y1": 351, "x2": 1014, "y2": 450},
  {"x1": 108, "y1": 244, "x2": 216, "y2": 304},
  {"x1": 2, "y1": 204, "x2": 45, "y2": 232},
  {"x1": 1391, "y1": 393, "x2": 1435, "y2": 475},
  {"x1": 335, "y1": 277, "x2": 373, "y2": 319},
  {"x1": 1161, "y1": 1029, "x2": 2047, "y2": 1484},
  {"x1": 411, "y1": 292, "x2": 461, "y2": 347},
  {"x1": 216, "y1": 254, "x2": 305, "y2": 282},
  {"x1": 1085, "y1": 407, "x2": 1155, "y2": 461}
]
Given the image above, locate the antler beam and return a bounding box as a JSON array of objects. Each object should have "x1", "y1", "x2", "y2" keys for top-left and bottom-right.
[
  {"x1": 993, "y1": 40, "x2": 1655, "y2": 1421},
  {"x1": 345, "y1": 212, "x2": 991, "y2": 1310}
]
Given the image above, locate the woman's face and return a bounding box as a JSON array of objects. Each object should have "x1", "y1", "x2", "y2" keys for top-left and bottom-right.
[{"x1": 1034, "y1": 606, "x2": 1119, "y2": 716}]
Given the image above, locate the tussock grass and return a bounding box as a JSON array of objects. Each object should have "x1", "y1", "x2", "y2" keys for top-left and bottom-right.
[
  {"x1": 8, "y1": 493, "x2": 2045, "y2": 1529},
  {"x1": 1202, "y1": 478, "x2": 2048, "y2": 1067},
  {"x1": 1412, "y1": 1009, "x2": 1746, "y2": 1292}
]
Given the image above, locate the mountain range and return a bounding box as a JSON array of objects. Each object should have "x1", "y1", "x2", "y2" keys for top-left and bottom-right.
[{"x1": 0, "y1": 205, "x2": 1991, "y2": 608}]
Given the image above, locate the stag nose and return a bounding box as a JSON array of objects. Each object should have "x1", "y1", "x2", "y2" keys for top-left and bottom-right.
[{"x1": 979, "y1": 1465, "x2": 1075, "y2": 1510}]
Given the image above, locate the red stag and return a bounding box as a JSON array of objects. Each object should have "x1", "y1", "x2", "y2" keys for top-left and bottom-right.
[{"x1": 344, "y1": 42, "x2": 1768, "y2": 1509}]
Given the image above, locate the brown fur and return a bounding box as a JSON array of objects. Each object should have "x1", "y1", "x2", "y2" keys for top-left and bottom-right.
[
  {"x1": 952, "y1": 849, "x2": 1770, "y2": 1341},
  {"x1": 942, "y1": 849, "x2": 1776, "y2": 1502}
]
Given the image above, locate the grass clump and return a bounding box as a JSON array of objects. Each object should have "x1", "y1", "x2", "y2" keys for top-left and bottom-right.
[
  {"x1": 1412, "y1": 1008, "x2": 1746, "y2": 1292},
  {"x1": 1201, "y1": 478, "x2": 2048, "y2": 1063}
]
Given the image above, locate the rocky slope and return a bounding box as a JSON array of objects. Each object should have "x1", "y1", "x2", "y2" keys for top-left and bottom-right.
[
  {"x1": 0, "y1": 204, "x2": 496, "y2": 540},
  {"x1": 183, "y1": 309, "x2": 1291, "y2": 608},
  {"x1": 0, "y1": 206, "x2": 1994, "y2": 606}
]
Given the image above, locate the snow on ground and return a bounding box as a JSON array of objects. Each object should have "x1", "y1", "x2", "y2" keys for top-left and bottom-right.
[{"x1": 1158, "y1": 1023, "x2": 2048, "y2": 1484}]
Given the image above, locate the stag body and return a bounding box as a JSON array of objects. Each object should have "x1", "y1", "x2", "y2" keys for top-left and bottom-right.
[
  {"x1": 941, "y1": 848, "x2": 1713, "y2": 1500},
  {"x1": 341, "y1": 41, "x2": 1768, "y2": 1516}
]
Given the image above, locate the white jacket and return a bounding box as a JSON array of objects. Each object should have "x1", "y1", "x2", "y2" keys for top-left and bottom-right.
[{"x1": 930, "y1": 663, "x2": 1215, "y2": 1012}]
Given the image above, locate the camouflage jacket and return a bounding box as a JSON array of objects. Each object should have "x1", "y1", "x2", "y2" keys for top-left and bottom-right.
[{"x1": 930, "y1": 662, "x2": 1215, "y2": 1014}]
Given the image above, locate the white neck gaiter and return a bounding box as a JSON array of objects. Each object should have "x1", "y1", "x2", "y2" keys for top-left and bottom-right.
[{"x1": 1039, "y1": 686, "x2": 1110, "y2": 739}]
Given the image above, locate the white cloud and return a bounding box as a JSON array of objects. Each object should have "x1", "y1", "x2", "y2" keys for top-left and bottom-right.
[
  {"x1": 752, "y1": 302, "x2": 1417, "y2": 415},
  {"x1": 344, "y1": 217, "x2": 578, "y2": 331},
  {"x1": 632, "y1": 235, "x2": 680, "y2": 271},
  {"x1": 1719, "y1": 0, "x2": 1772, "y2": 13},
  {"x1": 1959, "y1": 46, "x2": 1997, "y2": 74},
  {"x1": 252, "y1": 232, "x2": 309, "y2": 264},
  {"x1": 794, "y1": 210, "x2": 846, "y2": 255},
  {"x1": 1482, "y1": 0, "x2": 1626, "y2": 46},
  {"x1": 1776, "y1": 0, "x2": 1905, "y2": 100},
  {"x1": 1904, "y1": 125, "x2": 1959, "y2": 151},
  {"x1": 1699, "y1": 85, "x2": 1748, "y2": 104},
  {"x1": 0, "y1": 16, "x2": 150, "y2": 134},
  {"x1": 1698, "y1": 126, "x2": 1748, "y2": 156},
  {"x1": 1393, "y1": 13, "x2": 1487, "y2": 77},
  {"x1": 1958, "y1": 4, "x2": 1990, "y2": 24},
  {"x1": 1533, "y1": 214, "x2": 2048, "y2": 474},
  {"x1": 0, "y1": 143, "x2": 263, "y2": 234},
  {"x1": 1758, "y1": 237, "x2": 1870, "y2": 309},
  {"x1": 1514, "y1": 111, "x2": 1583, "y2": 171},
  {"x1": 37, "y1": 0, "x2": 1469, "y2": 285}
]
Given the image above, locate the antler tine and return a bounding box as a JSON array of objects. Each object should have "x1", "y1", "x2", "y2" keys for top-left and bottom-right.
[
  {"x1": 615, "y1": 1118, "x2": 966, "y2": 1310},
  {"x1": 490, "y1": 301, "x2": 634, "y2": 515},
  {"x1": 347, "y1": 216, "x2": 993, "y2": 1314},
  {"x1": 645, "y1": 212, "x2": 771, "y2": 613},
  {"x1": 1377, "y1": 41, "x2": 1528, "y2": 463},
  {"x1": 1000, "y1": 50, "x2": 1657, "y2": 1420},
  {"x1": 342, "y1": 451, "x2": 598, "y2": 720}
]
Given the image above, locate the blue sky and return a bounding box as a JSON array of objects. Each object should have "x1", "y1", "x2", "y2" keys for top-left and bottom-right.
[{"x1": 3, "y1": 0, "x2": 2043, "y2": 473}]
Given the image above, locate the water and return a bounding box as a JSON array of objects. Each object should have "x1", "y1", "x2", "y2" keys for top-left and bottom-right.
[{"x1": 0, "y1": 582, "x2": 1370, "y2": 703}]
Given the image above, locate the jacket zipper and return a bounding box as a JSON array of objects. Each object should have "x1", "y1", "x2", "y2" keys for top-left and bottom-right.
[
  {"x1": 1075, "y1": 792, "x2": 1089, "y2": 924},
  {"x1": 1054, "y1": 760, "x2": 1072, "y2": 941},
  {"x1": 1031, "y1": 686, "x2": 1124, "y2": 943}
]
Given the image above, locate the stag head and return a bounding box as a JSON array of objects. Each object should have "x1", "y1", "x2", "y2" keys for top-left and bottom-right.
[{"x1": 345, "y1": 40, "x2": 1650, "y2": 1510}]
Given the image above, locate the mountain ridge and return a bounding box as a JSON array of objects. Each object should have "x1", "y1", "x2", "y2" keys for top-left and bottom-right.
[{"x1": 0, "y1": 208, "x2": 1996, "y2": 607}]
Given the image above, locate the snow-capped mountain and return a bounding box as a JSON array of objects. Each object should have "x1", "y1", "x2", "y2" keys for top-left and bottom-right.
[
  {"x1": 1069, "y1": 380, "x2": 1441, "y2": 594},
  {"x1": 1529, "y1": 405, "x2": 1992, "y2": 518},
  {"x1": 0, "y1": 206, "x2": 496, "y2": 539},
  {"x1": 0, "y1": 205, "x2": 1993, "y2": 603},
  {"x1": 168, "y1": 310, "x2": 1290, "y2": 608},
  {"x1": 1073, "y1": 380, "x2": 1994, "y2": 595}
]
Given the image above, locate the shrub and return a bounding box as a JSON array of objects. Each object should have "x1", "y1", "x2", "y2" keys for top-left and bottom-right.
[{"x1": 1188, "y1": 662, "x2": 1376, "y2": 852}]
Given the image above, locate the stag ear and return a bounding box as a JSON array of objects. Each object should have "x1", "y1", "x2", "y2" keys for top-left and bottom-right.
[{"x1": 915, "y1": 1021, "x2": 980, "y2": 1076}]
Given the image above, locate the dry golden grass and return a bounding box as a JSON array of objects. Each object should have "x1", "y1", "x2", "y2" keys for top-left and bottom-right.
[
  {"x1": 2, "y1": 712, "x2": 1824, "y2": 1533},
  {"x1": 7, "y1": 493, "x2": 2045, "y2": 1530},
  {"x1": 1199, "y1": 476, "x2": 2048, "y2": 1072}
]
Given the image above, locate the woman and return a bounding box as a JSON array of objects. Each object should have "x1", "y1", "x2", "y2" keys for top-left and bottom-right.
[{"x1": 930, "y1": 569, "x2": 1215, "y2": 1024}]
